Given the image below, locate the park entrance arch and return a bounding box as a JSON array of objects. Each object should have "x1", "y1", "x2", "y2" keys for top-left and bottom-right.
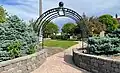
[{"x1": 35, "y1": 2, "x2": 88, "y2": 49}]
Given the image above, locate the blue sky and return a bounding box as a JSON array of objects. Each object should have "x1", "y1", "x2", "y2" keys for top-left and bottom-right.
[{"x1": 0, "y1": 0, "x2": 120, "y2": 28}]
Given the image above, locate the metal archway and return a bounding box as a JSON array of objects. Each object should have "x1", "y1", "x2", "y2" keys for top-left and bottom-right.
[{"x1": 35, "y1": 2, "x2": 88, "y2": 49}]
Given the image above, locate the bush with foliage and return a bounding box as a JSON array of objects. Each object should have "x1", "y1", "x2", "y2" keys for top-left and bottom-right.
[
  {"x1": 87, "y1": 37, "x2": 120, "y2": 55},
  {"x1": 0, "y1": 15, "x2": 38, "y2": 62},
  {"x1": 27, "y1": 43, "x2": 37, "y2": 54},
  {"x1": 50, "y1": 35, "x2": 61, "y2": 40},
  {"x1": 50, "y1": 34, "x2": 69, "y2": 40},
  {"x1": 107, "y1": 28, "x2": 120, "y2": 38},
  {"x1": 99, "y1": 14, "x2": 119, "y2": 32},
  {"x1": 76, "y1": 13, "x2": 106, "y2": 36},
  {"x1": 0, "y1": 6, "x2": 6, "y2": 23},
  {"x1": 7, "y1": 41, "x2": 22, "y2": 59}
]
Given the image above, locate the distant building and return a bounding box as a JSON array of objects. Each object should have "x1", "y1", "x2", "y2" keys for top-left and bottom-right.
[
  {"x1": 115, "y1": 14, "x2": 120, "y2": 24},
  {"x1": 116, "y1": 18, "x2": 120, "y2": 23},
  {"x1": 56, "y1": 32, "x2": 61, "y2": 35}
]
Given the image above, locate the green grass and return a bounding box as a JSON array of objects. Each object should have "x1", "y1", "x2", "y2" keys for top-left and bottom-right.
[{"x1": 43, "y1": 40, "x2": 78, "y2": 49}]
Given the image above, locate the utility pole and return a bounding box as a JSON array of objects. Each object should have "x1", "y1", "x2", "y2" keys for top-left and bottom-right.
[
  {"x1": 39, "y1": 0, "x2": 42, "y2": 16},
  {"x1": 39, "y1": 0, "x2": 43, "y2": 48}
]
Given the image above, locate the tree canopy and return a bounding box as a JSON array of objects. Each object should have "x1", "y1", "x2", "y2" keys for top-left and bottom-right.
[
  {"x1": 87, "y1": 16, "x2": 106, "y2": 35},
  {"x1": 44, "y1": 22, "x2": 59, "y2": 38},
  {"x1": 99, "y1": 14, "x2": 119, "y2": 32},
  {"x1": 62, "y1": 23, "x2": 76, "y2": 36},
  {"x1": 76, "y1": 13, "x2": 106, "y2": 36}
]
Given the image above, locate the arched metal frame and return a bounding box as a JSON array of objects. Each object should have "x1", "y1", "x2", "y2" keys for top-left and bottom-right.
[{"x1": 35, "y1": 2, "x2": 88, "y2": 49}]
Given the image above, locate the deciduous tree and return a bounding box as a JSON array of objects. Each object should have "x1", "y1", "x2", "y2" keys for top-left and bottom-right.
[
  {"x1": 62, "y1": 23, "x2": 76, "y2": 36},
  {"x1": 99, "y1": 14, "x2": 119, "y2": 32},
  {"x1": 76, "y1": 13, "x2": 106, "y2": 36},
  {"x1": 44, "y1": 22, "x2": 59, "y2": 38}
]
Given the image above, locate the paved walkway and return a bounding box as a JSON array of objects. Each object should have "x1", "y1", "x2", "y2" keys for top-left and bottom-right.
[{"x1": 31, "y1": 42, "x2": 90, "y2": 73}]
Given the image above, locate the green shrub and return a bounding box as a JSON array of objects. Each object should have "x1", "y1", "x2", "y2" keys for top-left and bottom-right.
[
  {"x1": 0, "y1": 15, "x2": 38, "y2": 62},
  {"x1": 7, "y1": 41, "x2": 21, "y2": 59},
  {"x1": 61, "y1": 34, "x2": 69, "y2": 40},
  {"x1": 50, "y1": 35, "x2": 57, "y2": 39},
  {"x1": 87, "y1": 37, "x2": 120, "y2": 55},
  {"x1": 27, "y1": 44, "x2": 37, "y2": 54},
  {"x1": 51, "y1": 35, "x2": 69, "y2": 40},
  {"x1": 0, "y1": 51, "x2": 10, "y2": 62},
  {"x1": 56, "y1": 35, "x2": 62, "y2": 39},
  {"x1": 107, "y1": 28, "x2": 120, "y2": 38}
]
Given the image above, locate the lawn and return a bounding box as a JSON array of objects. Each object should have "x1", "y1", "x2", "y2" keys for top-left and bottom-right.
[{"x1": 43, "y1": 40, "x2": 78, "y2": 49}]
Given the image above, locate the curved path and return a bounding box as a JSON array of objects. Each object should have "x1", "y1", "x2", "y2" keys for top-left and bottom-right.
[{"x1": 31, "y1": 42, "x2": 90, "y2": 73}]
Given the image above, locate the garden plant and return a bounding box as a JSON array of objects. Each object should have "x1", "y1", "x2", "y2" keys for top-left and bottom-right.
[
  {"x1": 87, "y1": 29, "x2": 120, "y2": 55},
  {"x1": 0, "y1": 15, "x2": 38, "y2": 62}
]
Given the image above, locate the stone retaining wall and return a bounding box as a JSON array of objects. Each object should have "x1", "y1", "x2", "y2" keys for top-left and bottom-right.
[
  {"x1": 73, "y1": 49, "x2": 120, "y2": 73},
  {"x1": 0, "y1": 49, "x2": 47, "y2": 73}
]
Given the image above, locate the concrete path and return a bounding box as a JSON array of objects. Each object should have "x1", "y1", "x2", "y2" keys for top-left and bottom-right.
[{"x1": 31, "y1": 42, "x2": 90, "y2": 73}]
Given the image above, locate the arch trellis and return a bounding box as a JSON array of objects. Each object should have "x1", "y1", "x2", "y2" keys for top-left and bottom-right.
[{"x1": 35, "y1": 2, "x2": 88, "y2": 49}]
